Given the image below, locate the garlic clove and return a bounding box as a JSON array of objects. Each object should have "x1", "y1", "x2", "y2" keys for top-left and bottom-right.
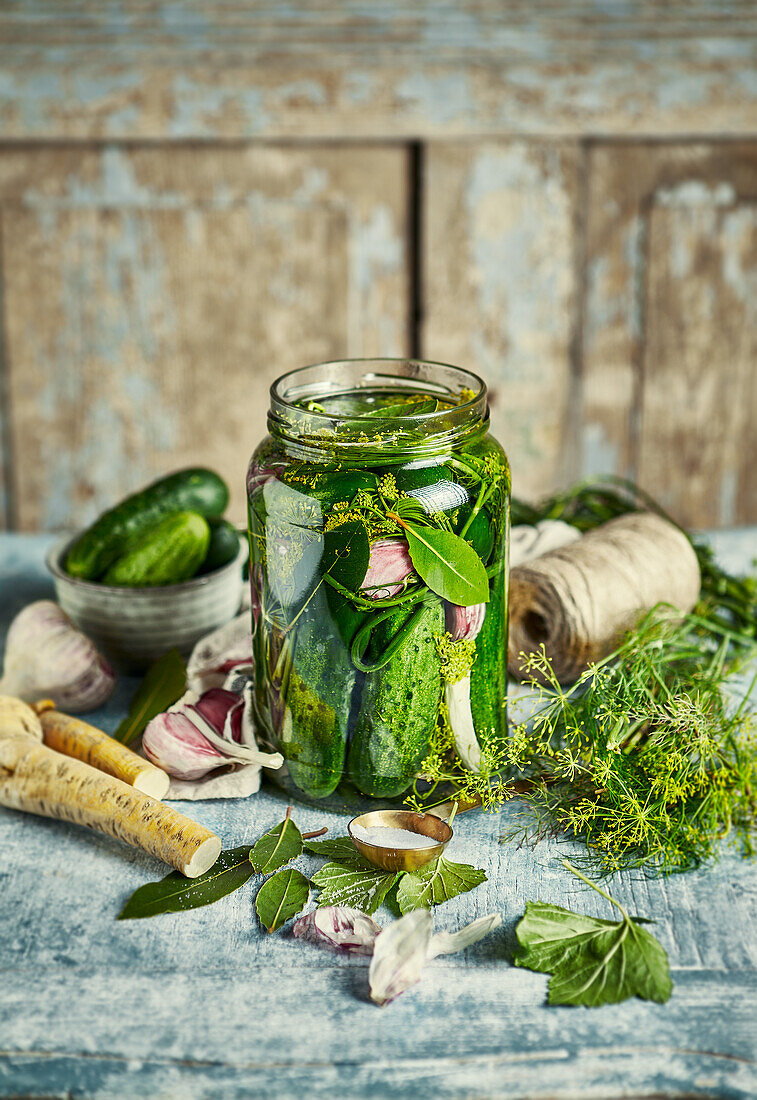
[
  {"x1": 142, "y1": 711, "x2": 231, "y2": 781},
  {"x1": 445, "y1": 602, "x2": 485, "y2": 642},
  {"x1": 293, "y1": 906, "x2": 381, "y2": 955},
  {"x1": 0, "y1": 601, "x2": 116, "y2": 713},
  {"x1": 361, "y1": 538, "x2": 414, "y2": 599},
  {"x1": 144, "y1": 687, "x2": 283, "y2": 781},
  {"x1": 369, "y1": 909, "x2": 433, "y2": 1006}
]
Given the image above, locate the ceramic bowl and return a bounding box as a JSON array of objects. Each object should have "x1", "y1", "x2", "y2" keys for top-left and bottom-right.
[{"x1": 47, "y1": 535, "x2": 247, "y2": 673}]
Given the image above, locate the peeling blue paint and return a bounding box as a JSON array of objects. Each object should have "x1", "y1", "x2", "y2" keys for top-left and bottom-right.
[
  {"x1": 168, "y1": 75, "x2": 271, "y2": 137},
  {"x1": 395, "y1": 72, "x2": 475, "y2": 125}
]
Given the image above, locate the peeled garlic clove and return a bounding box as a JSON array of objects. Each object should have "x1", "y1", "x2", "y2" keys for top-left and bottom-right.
[
  {"x1": 143, "y1": 711, "x2": 231, "y2": 781},
  {"x1": 293, "y1": 906, "x2": 381, "y2": 955},
  {"x1": 445, "y1": 676, "x2": 482, "y2": 773},
  {"x1": 0, "y1": 601, "x2": 116, "y2": 713},
  {"x1": 361, "y1": 538, "x2": 414, "y2": 599},
  {"x1": 369, "y1": 909, "x2": 433, "y2": 1006}
]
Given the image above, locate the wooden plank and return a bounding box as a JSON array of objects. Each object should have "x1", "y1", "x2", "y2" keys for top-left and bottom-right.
[
  {"x1": 639, "y1": 202, "x2": 757, "y2": 528},
  {"x1": 582, "y1": 143, "x2": 757, "y2": 526},
  {"x1": 1, "y1": 1, "x2": 757, "y2": 139},
  {"x1": 0, "y1": 146, "x2": 409, "y2": 530},
  {"x1": 423, "y1": 140, "x2": 580, "y2": 501}
]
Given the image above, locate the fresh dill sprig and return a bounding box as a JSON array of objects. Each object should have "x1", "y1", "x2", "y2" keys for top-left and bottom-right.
[{"x1": 501, "y1": 608, "x2": 757, "y2": 877}]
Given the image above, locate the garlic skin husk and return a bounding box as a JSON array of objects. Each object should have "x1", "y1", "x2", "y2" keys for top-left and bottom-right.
[
  {"x1": 0, "y1": 601, "x2": 116, "y2": 713},
  {"x1": 142, "y1": 686, "x2": 283, "y2": 781},
  {"x1": 293, "y1": 906, "x2": 381, "y2": 955},
  {"x1": 186, "y1": 612, "x2": 253, "y2": 694}
]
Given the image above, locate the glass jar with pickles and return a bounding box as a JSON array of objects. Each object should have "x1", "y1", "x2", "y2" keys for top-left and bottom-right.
[{"x1": 247, "y1": 359, "x2": 510, "y2": 809}]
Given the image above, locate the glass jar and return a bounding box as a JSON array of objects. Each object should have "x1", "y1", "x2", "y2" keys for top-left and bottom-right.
[{"x1": 246, "y1": 359, "x2": 510, "y2": 809}]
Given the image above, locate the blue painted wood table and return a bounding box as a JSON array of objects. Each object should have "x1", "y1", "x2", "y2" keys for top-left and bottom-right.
[{"x1": 1, "y1": 531, "x2": 756, "y2": 1100}]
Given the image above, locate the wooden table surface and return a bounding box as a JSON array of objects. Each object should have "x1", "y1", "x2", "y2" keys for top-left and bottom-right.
[{"x1": 1, "y1": 531, "x2": 756, "y2": 1100}]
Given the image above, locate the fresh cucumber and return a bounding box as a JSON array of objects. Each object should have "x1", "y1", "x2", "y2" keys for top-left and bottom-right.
[
  {"x1": 280, "y1": 591, "x2": 358, "y2": 799},
  {"x1": 470, "y1": 565, "x2": 508, "y2": 748},
  {"x1": 198, "y1": 517, "x2": 241, "y2": 575},
  {"x1": 103, "y1": 512, "x2": 210, "y2": 587},
  {"x1": 347, "y1": 600, "x2": 444, "y2": 798},
  {"x1": 65, "y1": 468, "x2": 229, "y2": 580}
]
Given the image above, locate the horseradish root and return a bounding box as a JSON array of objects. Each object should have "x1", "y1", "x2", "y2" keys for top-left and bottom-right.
[
  {"x1": 0, "y1": 695, "x2": 44, "y2": 742},
  {"x1": 0, "y1": 738, "x2": 221, "y2": 877},
  {"x1": 35, "y1": 706, "x2": 170, "y2": 799},
  {"x1": 508, "y1": 512, "x2": 701, "y2": 683}
]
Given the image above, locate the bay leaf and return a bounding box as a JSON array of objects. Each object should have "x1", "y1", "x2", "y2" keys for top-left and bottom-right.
[
  {"x1": 303, "y1": 835, "x2": 358, "y2": 861},
  {"x1": 256, "y1": 867, "x2": 311, "y2": 932},
  {"x1": 401, "y1": 523, "x2": 489, "y2": 607},
  {"x1": 117, "y1": 846, "x2": 252, "y2": 920},
  {"x1": 112, "y1": 649, "x2": 186, "y2": 745},
  {"x1": 249, "y1": 816, "x2": 303, "y2": 874}
]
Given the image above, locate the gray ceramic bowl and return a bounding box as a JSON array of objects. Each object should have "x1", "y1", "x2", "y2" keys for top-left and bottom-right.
[{"x1": 47, "y1": 536, "x2": 247, "y2": 672}]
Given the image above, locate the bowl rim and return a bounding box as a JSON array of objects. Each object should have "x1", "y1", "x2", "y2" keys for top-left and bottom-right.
[{"x1": 46, "y1": 532, "x2": 247, "y2": 597}]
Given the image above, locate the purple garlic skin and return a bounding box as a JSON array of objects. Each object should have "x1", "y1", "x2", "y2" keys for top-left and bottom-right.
[
  {"x1": 293, "y1": 907, "x2": 381, "y2": 956},
  {"x1": 362, "y1": 539, "x2": 414, "y2": 599},
  {"x1": 0, "y1": 600, "x2": 116, "y2": 712},
  {"x1": 445, "y1": 602, "x2": 485, "y2": 642}
]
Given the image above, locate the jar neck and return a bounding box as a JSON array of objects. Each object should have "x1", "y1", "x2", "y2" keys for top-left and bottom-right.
[{"x1": 267, "y1": 358, "x2": 489, "y2": 461}]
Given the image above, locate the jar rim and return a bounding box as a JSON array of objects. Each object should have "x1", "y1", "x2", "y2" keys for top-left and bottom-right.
[{"x1": 268, "y1": 358, "x2": 488, "y2": 453}]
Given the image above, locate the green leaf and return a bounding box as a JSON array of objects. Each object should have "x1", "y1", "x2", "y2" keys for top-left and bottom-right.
[
  {"x1": 396, "y1": 856, "x2": 487, "y2": 913},
  {"x1": 249, "y1": 816, "x2": 303, "y2": 874},
  {"x1": 117, "y1": 846, "x2": 252, "y2": 920},
  {"x1": 311, "y1": 860, "x2": 398, "y2": 915},
  {"x1": 303, "y1": 835, "x2": 358, "y2": 860},
  {"x1": 365, "y1": 397, "x2": 439, "y2": 419},
  {"x1": 322, "y1": 520, "x2": 370, "y2": 592},
  {"x1": 513, "y1": 864, "x2": 673, "y2": 1006},
  {"x1": 112, "y1": 649, "x2": 186, "y2": 745},
  {"x1": 401, "y1": 522, "x2": 489, "y2": 607},
  {"x1": 256, "y1": 868, "x2": 310, "y2": 932}
]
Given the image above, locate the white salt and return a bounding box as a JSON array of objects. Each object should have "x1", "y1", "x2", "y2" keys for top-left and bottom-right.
[{"x1": 351, "y1": 824, "x2": 438, "y2": 850}]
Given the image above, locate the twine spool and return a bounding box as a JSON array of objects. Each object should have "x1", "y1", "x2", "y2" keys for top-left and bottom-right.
[{"x1": 508, "y1": 512, "x2": 701, "y2": 684}]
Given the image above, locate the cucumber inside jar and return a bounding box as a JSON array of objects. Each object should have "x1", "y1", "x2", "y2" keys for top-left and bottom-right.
[{"x1": 247, "y1": 366, "x2": 510, "y2": 807}]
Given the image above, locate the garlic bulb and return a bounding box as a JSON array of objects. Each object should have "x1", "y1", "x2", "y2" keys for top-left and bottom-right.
[
  {"x1": 142, "y1": 685, "x2": 283, "y2": 781},
  {"x1": 0, "y1": 601, "x2": 116, "y2": 713},
  {"x1": 445, "y1": 602, "x2": 485, "y2": 642}
]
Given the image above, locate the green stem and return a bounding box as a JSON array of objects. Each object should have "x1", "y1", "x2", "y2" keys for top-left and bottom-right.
[{"x1": 560, "y1": 859, "x2": 629, "y2": 920}]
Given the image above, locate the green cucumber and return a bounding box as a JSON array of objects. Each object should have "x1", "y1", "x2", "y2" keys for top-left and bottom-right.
[
  {"x1": 103, "y1": 512, "x2": 210, "y2": 587},
  {"x1": 347, "y1": 600, "x2": 444, "y2": 798},
  {"x1": 65, "y1": 467, "x2": 229, "y2": 580},
  {"x1": 281, "y1": 592, "x2": 358, "y2": 799},
  {"x1": 470, "y1": 565, "x2": 508, "y2": 749},
  {"x1": 199, "y1": 517, "x2": 241, "y2": 575}
]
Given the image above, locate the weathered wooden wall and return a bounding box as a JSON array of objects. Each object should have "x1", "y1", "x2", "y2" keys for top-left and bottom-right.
[{"x1": 0, "y1": 2, "x2": 755, "y2": 531}]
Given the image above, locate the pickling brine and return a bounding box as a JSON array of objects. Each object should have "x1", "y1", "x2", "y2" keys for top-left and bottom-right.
[{"x1": 247, "y1": 359, "x2": 510, "y2": 808}]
